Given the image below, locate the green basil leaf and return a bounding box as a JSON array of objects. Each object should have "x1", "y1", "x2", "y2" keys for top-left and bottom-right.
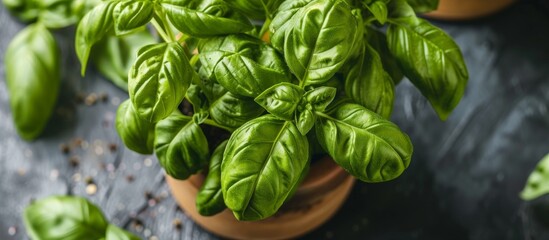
[
  {"x1": 366, "y1": 1, "x2": 388, "y2": 24},
  {"x1": 210, "y1": 92, "x2": 264, "y2": 129},
  {"x1": 160, "y1": 0, "x2": 252, "y2": 37},
  {"x1": 199, "y1": 34, "x2": 290, "y2": 97},
  {"x1": 186, "y1": 84, "x2": 210, "y2": 124},
  {"x1": 226, "y1": 0, "x2": 284, "y2": 19},
  {"x1": 105, "y1": 224, "x2": 139, "y2": 240},
  {"x1": 76, "y1": 1, "x2": 116, "y2": 75},
  {"x1": 345, "y1": 44, "x2": 394, "y2": 119},
  {"x1": 254, "y1": 83, "x2": 304, "y2": 120},
  {"x1": 222, "y1": 116, "x2": 309, "y2": 221},
  {"x1": 155, "y1": 111, "x2": 209, "y2": 180},
  {"x1": 92, "y1": 29, "x2": 156, "y2": 90},
  {"x1": 295, "y1": 108, "x2": 315, "y2": 136},
  {"x1": 113, "y1": 0, "x2": 154, "y2": 36},
  {"x1": 270, "y1": 0, "x2": 313, "y2": 52},
  {"x1": 303, "y1": 86, "x2": 337, "y2": 112},
  {"x1": 387, "y1": 18, "x2": 468, "y2": 120},
  {"x1": 3, "y1": 0, "x2": 41, "y2": 22},
  {"x1": 316, "y1": 103, "x2": 413, "y2": 182},
  {"x1": 5, "y1": 23, "x2": 60, "y2": 140},
  {"x1": 366, "y1": 27, "x2": 403, "y2": 84},
  {"x1": 282, "y1": 0, "x2": 362, "y2": 85},
  {"x1": 129, "y1": 42, "x2": 192, "y2": 122},
  {"x1": 197, "y1": 140, "x2": 228, "y2": 216},
  {"x1": 521, "y1": 154, "x2": 549, "y2": 200},
  {"x1": 24, "y1": 196, "x2": 108, "y2": 240},
  {"x1": 406, "y1": 0, "x2": 439, "y2": 13},
  {"x1": 116, "y1": 100, "x2": 155, "y2": 154},
  {"x1": 387, "y1": 0, "x2": 417, "y2": 20}
]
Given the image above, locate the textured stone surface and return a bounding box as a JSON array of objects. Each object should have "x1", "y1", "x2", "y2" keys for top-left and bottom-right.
[{"x1": 2, "y1": 1, "x2": 549, "y2": 239}]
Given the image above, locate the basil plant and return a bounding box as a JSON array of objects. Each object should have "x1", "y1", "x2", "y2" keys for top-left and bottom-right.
[{"x1": 76, "y1": 0, "x2": 468, "y2": 221}]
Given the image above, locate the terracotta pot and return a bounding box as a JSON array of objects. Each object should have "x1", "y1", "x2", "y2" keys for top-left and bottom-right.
[
  {"x1": 166, "y1": 157, "x2": 355, "y2": 240},
  {"x1": 424, "y1": 0, "x2": 516, "y2": 20}
]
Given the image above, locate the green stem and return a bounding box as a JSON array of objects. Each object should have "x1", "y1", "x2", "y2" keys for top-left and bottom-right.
[
  {"x1": 202, "y1": 119, "x2": 234, "y2": 132},
  {"x1": 189, "y1": 54, "x2": 200, "y2": 67},
  {"x1": 258, "y1": 17, "x2": 272, "y2": 40},
  {"x1": 158, "y1": 10, "x2": 176, "y2": 42},
  {"x1": 151, "y1": 18, "x2": 171, "y2": 43}
]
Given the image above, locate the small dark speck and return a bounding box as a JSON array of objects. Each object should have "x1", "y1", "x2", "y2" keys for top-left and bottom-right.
[
  {"x1": 59, "y1": 144, "x2": 70, "y2": 154},
  {"x1": 85, "y1": 176, "x2": 94, "y2": 184},
  {"x1": 69, "y1": 156, "x2": 80, "y2": 167},
  {"x1": 145, "y1": 191, "x2": 154, "y2": 200},
  {"x1": 126, "y1": 175, "x2": 135, "y2": 183},
  {"x1": 99, "y1": 92, "x2": 109, "y2": 102},
  {"x1": 108, "y1": 143, "x2": 118, "y2": 152},
  {"x1": 173, "y1": 218, "x2": 182, "y2": 230}
]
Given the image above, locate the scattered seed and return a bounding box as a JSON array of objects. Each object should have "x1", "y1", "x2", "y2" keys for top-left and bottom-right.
[
  {"x1": 75, "y1": 92, "x2": 85, "y2": 103},
  {"x1": 106, "y1": 163, "x2": 115, "y2": 172},
  {"x1": 126, "y1": 175, "x2": 135, "y2": 183},
  {"x1": 132, "y1": 219, "x2": 144, "y2": 232},
  {"x1": 69, "y1": 156, "x2": 80, "y2": 167},
  {"x1": 85, "y1": 93, "x2": 98, "y2": 106},
  {"x1": 111, "y1": 97, "x2": 120, "y2": 106},
  {"x1": 72, "y1": 173, "x2": 82, "y2": 182},
  {"x1": 8, "y1": 226, "x2": 16, "y2": 236},
  {"x1": 172, "y1": 218, "x2": 182, "y2": 230},
  {"x1": 59, "y1": 143, "x2": 70, "y2": 154},
  {"x1": 144, "y1": 191, "x2": 154, "y2": 200},
  {"x1": 108, "y1": 143, "x2": 118, "y2": 152},
  {"x1": 85, "y1": 176, "x2": 94, "y2": 184},
  {"x1": 149, "y1": 236, "x2": 159, "y2": 240},
  {"x1": 94, "y1": 145, "x2": 104, "y2": 155},
  {"x1": 99, "y1": 92, "x2": 109, "y2": 102},
  {"x1": 17, "y1": 168, "x2": 27, "y2": 176},
  {"x1": 148, "y1": 199, "x2": 157, "y2": 207},
  {"x1": 72, "y1": 138, "x2": 84, "y2": 147},
  {"x1": 143, "y1": 229, "x2": 151, "y2": 237},
  {"x1": 86, "y1": 184, "x2": 97, "y2": 195},
  {"x1": 144, "y1": 158, "x2": 153, "y2": 167}
]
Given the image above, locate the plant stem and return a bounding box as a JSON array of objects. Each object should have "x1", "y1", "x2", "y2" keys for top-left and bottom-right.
[
  {"x1": 258, "y1": 17, "x2": 272, "y2": 40},
  {"x1": 151, "y1": 18, "x2": 171, "y2": 43},
  {"x1": 158, "y1": 11, "x2": 176, "y2": 42},
  {"x1": 202, "y1": 119, "x2": 234, "y2": 132}
]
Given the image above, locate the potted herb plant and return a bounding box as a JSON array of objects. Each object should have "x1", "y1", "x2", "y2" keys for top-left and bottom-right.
[
  {"x1": 421, "y1": 0, "x2": 516, "y2": 20},
  {"x1": 75, "y1": 0, "x2": 468, "y2": 238}
]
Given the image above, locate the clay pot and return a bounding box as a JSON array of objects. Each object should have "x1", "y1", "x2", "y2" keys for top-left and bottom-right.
[
  {"x1": 166, "y1": 157, "x2": 355, "y2": 240},
  {"x1": 424, "y1": 0, "x2": 516, "y2": 20}
]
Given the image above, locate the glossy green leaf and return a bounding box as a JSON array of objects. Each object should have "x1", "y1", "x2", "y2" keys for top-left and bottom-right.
[
  {"x1": 92, "y1": 29, "x2": 156, "y2": 90},
  {"x1": 160, "y1": 0, "x2": 252, "y2": 37},
  {"x1": 105, "y1": 224, "x2": 140, "y2": 240},
  {"x1": 155, "y1": 111, "x2": 209, "y2": 180},
  {"x1": 210, "y1": 92, "x2": 264, "y2": 129},
  {"x1": 222, "y1": 116, "x2": 309, "y2": 220},
  {"x1": 366, "y1": 27, "x2": 403, "y2": 84},
  {"x1": 76, "y1": 1, "x2": 116, "y2": 75},
  {"x1": 295, "y1": 108, "x2": 315, "y2": 136},
  {"x1": 406, "y1": 0, "x2": 439, "y2": 13},
  {"x1": 269, "y1": 0, "x2": 313, "y2": 51},
  {"x1": 3, "y1": 0, "x2": 41, "y2": 22},
  {"x1": 226, "y1": 0, "x2": 284, "y2": 19},
  {"x1": 345, "y1": 44, "x2": 394, "y2": 119},
  {"x1": 281, "y1": 0, "x2": 362, "y2": 85},
  {"x1": 316, "y1": 103, "x2": 413, "y2": 182},
  {"x1": 113, "y1": 0, "x2": 154, "y2": 36},
  {"x1": 303, "y1": 87, "x2": 337, "y2": 112},
  {"x1": 196, "y1": 140, "x2": 228, "y2": 216},
  {"x1": 5, "y1": 23, "x2": 60, "y2": 140},
  {"x1": 128, "y1": 42, "x2": 192, "y2": 122},
  {"x1": 521, "y1": 154, "x2": 549, "y2": 200},
  {"x1": 3, "y1": 0, "x2": 99, "y2": 26},
  {"x1": 387, "y1": 18, "x2": 468, "y2": 120},
  {"x1": 388, "y1": 0, "x2": 417, "y2": 20},
  {"x1": 366, "y1": 1, "x2": 388, "y2": 24},
  {"x1": 186, "y1": 84, "x2": 211, "y2": 123},
  {"x1": 199, "y1": 34, "x2": 290, "y2": 97},
  {"x1": 116, "y1": 100, "x2": 155, "y2": 154},
  {"x1": 254, "y1": 83, "x2": 304, "y2": 120},
  {"x1": 24, "y1": 196, "x2": 108, "y2": 240}
]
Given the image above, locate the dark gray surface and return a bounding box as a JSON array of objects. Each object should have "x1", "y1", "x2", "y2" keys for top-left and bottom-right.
[{"x1": 2, "y1": 1, "x2": 549, "y2": 239}]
